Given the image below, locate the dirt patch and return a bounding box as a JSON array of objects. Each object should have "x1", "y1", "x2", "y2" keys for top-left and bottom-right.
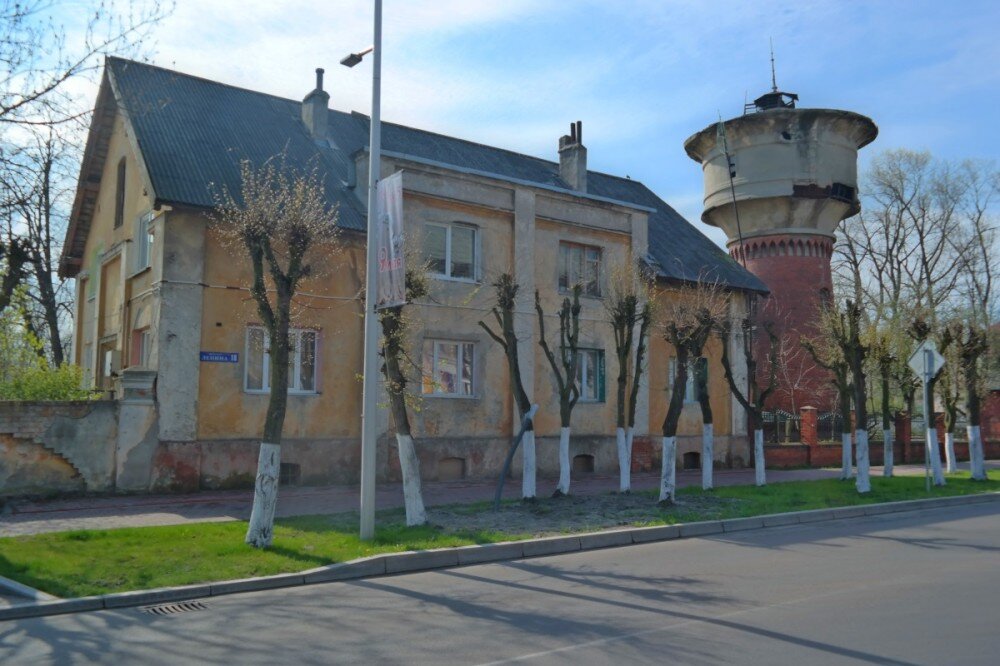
[{"x1": 426, "y1": 491, "x2": 747, "y2": 537}]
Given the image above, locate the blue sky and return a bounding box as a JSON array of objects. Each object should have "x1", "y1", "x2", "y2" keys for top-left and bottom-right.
[{"x1": 69, "y1": 0, "x2": 1000, "y2": 246}]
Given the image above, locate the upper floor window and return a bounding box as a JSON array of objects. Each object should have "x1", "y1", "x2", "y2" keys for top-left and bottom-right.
[
  {"x1": 424, "y1": 222, "x2": 477, "y2": 281},
  {"x1": 422, "y1": 339, "x2": 475, "y2": 396},
  {"x1": 134, "y1": 211, "x2": 154, "y2": 272},
  {"x1": 114, "y1": 158, "x2": 126, "y2": 229},
  {"x1": 245, "y1": 326, "x2": 318, "y2": 394},
  {"x1": 575, "y1": 348, "x2": 605, "y2": 402},
  {"x1": 559, "y1": 241, "x2": 602, "y2": 297}
]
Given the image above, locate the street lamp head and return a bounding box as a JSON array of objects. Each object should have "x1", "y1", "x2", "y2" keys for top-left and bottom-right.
[
  {"x1": 340, "y1": 53, "x2": 363, "y2": 68},
  {"x1": 340, "y1": 45, "x2": 375, "y2": 68}
]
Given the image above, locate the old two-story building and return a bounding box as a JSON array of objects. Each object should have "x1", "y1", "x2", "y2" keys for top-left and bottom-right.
[{"x1": 54, "y1": 57, "x2": 766, "y2": 492}]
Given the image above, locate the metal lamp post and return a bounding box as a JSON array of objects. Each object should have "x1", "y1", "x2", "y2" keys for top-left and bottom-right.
[{"x1": 342, "y1": 0, "x2": 382, "y2": 540}]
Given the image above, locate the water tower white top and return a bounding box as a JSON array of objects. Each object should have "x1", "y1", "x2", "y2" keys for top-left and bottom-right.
[{"x1": 684, "y1": 97, "x2": 877, "y2": 245}]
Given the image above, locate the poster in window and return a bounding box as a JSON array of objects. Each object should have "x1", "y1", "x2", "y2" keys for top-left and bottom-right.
[{"x1": 375, "y1": 170, "x2": 406, "y2": 310}]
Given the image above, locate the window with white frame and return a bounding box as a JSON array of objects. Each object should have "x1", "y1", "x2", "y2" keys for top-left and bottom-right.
[
  {"x1": 423, "y1": 222, "x2": 477, "y2": 280},
  {"x1": 245, "y1": 327, "x2": 318, "y2": 394},
  {"x1": 422, "y1": 339, "x2": 475, "y2": 396},
  {"x1": 134, "y1": 211, "x2": 154, "y2": 272},
  {"x1": 131, "y1": 328, "x2": 151, "y2": 367},
  {"x1": 668, "y1": 356, "x2": 707, "y2": 403},
  {"x1": 558, "y1": 241, "x2": 602, "y2": 296},
  {"x1": 575, "y1": 348, "x2": 605, "y2": 402}
]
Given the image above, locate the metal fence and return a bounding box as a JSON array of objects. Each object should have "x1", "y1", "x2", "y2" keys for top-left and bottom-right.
[{"x1": 762, "y1": 412, "x2": 971, "y2": 445}]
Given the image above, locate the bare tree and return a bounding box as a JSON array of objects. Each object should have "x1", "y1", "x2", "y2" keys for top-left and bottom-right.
[
  {"x1": 535, "y1": 285, "x2": 581, "y2": 496},
  {"x1": 0, "y1": 0, "x2": 170, "y2": 127},
  {"x1": 842, "y1": 300, "x2": 872, "y2": 493},
  {"x1": 379, "y1": 267, "x2": 429, "y2": 526},
  {"x1": 802, "y1": 316, "x2": 855, "y2": 481},
  {"x1": 0, "y1": 236, "x2": 28, "y2": 314},
  {"x1": 950, "y1": 159, "x2": 998, "y2": 481},
  {"x1": 4, "y1": 128, "x2": 76, "y2": 363},
  {"x1": 870, "y1": 332, "x2": 896, "y2": 477},
  {"x1": 719, "y1": 297, "x2": 778, "y2": 487},
  {"x1": 211, "y1": 159, "x2": 340, "y2": 548},
  {"x1": 658, "y1": 283, "x2": 727, "y2": 502},
  {"x1": 479, "y1": 273, "x2": 537, "y2": 499},
  {"x1": 605, "y1": 262, "x2": 652, "y2": 493},
  {"x1": 957, "y1": 325, "x2": 989, "y2": 480}
]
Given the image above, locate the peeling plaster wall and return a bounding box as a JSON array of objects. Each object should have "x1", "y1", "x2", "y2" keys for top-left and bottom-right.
[
  {"x1": 74, "y1": 113, "x2": 156, "y2": 386},
  {"x1": 0, "y1": 401, "x2": 118, "y2": 496}
]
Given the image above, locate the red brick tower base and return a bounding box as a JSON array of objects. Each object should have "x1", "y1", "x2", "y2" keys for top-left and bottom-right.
[{"x1": 731, "y1": 233, "x2": 835, "y2": 413}]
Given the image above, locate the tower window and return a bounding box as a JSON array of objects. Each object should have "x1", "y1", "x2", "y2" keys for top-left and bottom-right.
[{"x1": 830, "y1": 183, "x2": 855, "y2": 203}]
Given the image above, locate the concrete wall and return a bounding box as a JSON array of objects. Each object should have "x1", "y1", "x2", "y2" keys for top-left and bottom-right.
[{"x1": 685, "y1": 108, "x2": 878, "y2": 239}]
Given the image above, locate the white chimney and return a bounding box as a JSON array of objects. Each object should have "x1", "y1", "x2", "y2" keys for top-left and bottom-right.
[
  {"x1": 558, "y1": 120, "x2": 587, "y2": 192},
  {"x1": 302, "y1": 68, "x2": 329, "y2": 141}
]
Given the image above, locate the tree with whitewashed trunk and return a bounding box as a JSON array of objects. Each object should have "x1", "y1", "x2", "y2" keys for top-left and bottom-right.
[
  {"x1": 802, "y1": 311, "x2": 856, "y2": 481},
  {"x1": 719, "y1": 303, "x2": 778, "y2": 488},
  {"x1": 957, "y1": 325, "x2": 989, "y2": 480},
  {"x1": 658, "y1": 283, "x2": 727, "y2": 503},
  {"x1": 815, "y1": 299, "x2": 873, "y2": 492},
  {"x1": 937, "y1": 326, "x2": 962, "y2": 474},
  {"x1": 378, "y1": 267, "x2": 430, "y2": 526},
  {"x1": 479, "y1": 273, "x2": 537, "y2": 499},
  {"x1": 870, "y1": 334, "x2": 898, "y2": 477},
  {"x1": 843, "y1": 300, "x2": 872, "y2": 493},
  {"x1": 535, "y1": 285, "x2": 582, "y2": 497},
  {"x1": 211, "y1": 158, "x2": 340, "y2": 548},
  {"x1": 605, "y1": 263, "x2": 652, "y2": 494}
]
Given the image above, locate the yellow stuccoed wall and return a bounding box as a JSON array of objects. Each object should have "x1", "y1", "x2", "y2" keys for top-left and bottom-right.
[{"x1": 75, "y1": 113, "x2": 156, "y2": 381}]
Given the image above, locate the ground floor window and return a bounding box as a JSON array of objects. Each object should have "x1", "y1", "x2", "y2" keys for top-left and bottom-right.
[
  {"x1": 422, "y1": 339, "x2": 475, "y2": 396},
  {"x1": 576, "y1": 348, "x2": 605, "y2": 402},
  {"x1": 245, "y1": 327, "x2": 318, "y2": 394}
]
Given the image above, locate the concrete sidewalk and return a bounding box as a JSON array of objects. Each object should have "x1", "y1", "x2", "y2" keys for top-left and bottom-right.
[{"x1": 0, "y1": 463, "x2": 982, "y2": 537}]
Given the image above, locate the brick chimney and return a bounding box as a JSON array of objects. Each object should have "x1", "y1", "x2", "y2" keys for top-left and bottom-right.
[
  {"x1": 559, "y1": 120, "x2": 587, "y2": 192},
  {"x1": 302, "y1": 68, "x2": 329, "y2": 141}
]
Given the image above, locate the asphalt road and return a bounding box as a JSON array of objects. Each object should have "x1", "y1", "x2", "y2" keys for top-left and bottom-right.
[{"x1": 2, "y1": 503, "x2": 998, "y2": 665}]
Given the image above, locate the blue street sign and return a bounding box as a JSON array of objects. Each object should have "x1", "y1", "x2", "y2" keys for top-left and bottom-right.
[{"x1": 200, "y1": 351, "x2": 239, "y2": 363}]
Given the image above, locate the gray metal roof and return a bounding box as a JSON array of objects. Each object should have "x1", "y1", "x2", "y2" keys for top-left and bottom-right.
[{"x1": 104, "y1": 57, "x2": 766, "y2": 292}]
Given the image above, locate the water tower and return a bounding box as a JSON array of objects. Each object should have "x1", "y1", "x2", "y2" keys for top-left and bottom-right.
[{"x1": 684, "y1": 85, "x2": 877, "y2": 412}]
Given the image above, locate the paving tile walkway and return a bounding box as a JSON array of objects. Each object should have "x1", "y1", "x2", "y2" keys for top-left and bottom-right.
[{"x1": 0, "y1": 463, "x2": 989, "y2": 537}]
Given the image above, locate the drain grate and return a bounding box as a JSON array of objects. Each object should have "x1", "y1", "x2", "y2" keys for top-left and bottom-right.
[{"x1": 140, "y1": 600, "x2": 209, "y2": 616}]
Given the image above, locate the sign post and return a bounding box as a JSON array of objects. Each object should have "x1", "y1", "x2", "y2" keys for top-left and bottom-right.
[{"x1": 908, "y1": 340, "x2": 945, "y2": 491}]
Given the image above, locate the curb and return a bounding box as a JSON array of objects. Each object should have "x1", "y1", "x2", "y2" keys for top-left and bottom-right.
[{"x1": 2, "y1": 491, "x2": 998, "y2": 622}]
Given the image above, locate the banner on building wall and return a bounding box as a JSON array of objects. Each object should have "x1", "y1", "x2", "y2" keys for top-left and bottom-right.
[{"x1": 375, "y1": 170, "x2": 406, "y2": 310}]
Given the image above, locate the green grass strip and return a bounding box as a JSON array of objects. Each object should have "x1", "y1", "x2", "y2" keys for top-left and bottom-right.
[{"x1": 1, "y1": 471, "x2": 996, "y2": 598}]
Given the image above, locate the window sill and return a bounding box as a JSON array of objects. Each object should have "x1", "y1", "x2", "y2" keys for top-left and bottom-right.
[
  {"x1": 244, "y1": 390, "x2": 320, "y2": 396},
  {"x1": 558, "y1": 289, "x2": 603, "y2": 301},
  {"x1": 421, "y1": 392, "x2": 479, "y2": 400},
  {"x1": 430, "y1": 274, "x2": 481, "y2": 285},
  {"x1": 128, "y1": 265, "x2": 152, "y2": 280}
]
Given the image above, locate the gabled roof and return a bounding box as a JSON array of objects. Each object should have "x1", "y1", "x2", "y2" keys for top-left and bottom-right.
[{"x1": 60, "y1": 57, "x2": 767, "y2": 293}]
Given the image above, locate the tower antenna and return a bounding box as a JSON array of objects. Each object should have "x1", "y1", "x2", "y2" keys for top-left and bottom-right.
[{"x1": 770, "y1": 37, "x2": 778, "y2": 92}]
